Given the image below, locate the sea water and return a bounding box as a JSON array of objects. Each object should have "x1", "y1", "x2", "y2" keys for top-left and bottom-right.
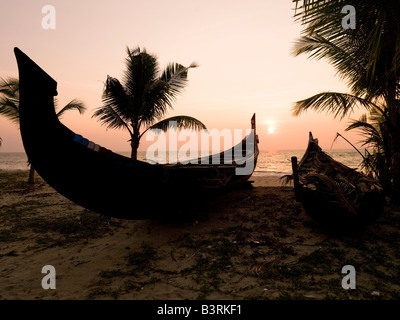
[{"x1": 0, "y1": 149, "x2": 363, "y2": 177}]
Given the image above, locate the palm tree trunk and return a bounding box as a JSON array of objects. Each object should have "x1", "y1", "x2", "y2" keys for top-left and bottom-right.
[
  {"x1": 131, "y1": 143, "x2": 138, "y2": 160},
  {"x1": 130, "y1": 134, "x2": 140, "y2": 161},
  {"x1": 28, "y1": 164, "x2": 35, "y2": 184}
]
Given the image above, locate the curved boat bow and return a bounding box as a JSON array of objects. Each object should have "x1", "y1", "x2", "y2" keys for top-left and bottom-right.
[{"x1": 14, "y1": 48, "x2": 259, "y2": 219}]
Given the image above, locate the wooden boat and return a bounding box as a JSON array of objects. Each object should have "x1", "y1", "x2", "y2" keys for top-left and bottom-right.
[
  {"x1": 14, "y1": 47, "x2": 259, "y2": 220},
  {"x1": 292, "y1": 132, "x2": 384, "y2": 231}
]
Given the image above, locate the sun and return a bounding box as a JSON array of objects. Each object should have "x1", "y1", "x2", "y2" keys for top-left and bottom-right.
[
  {"x1": 268, "y1": 126, "x2": 276, "y2": 134},
  {"x1": 263, "y1": 118, "x2": 277, "y2": 135}
]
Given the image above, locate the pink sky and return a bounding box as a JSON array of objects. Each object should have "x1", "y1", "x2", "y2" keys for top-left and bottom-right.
[{"x1": 0, "y1": 0, "x2": 367, "y2": 153}]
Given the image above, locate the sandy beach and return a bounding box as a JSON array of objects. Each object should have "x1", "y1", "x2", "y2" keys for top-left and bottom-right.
[{"x1": 1, "y1": 170, "x2": 400, "y2": 300}]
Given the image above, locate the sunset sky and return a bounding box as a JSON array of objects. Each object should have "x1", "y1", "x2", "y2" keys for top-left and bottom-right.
[{"x1": 0, "y1": 0, "x2": 366, "y2": 153}]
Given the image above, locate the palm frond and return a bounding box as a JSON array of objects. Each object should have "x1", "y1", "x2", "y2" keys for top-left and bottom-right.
[
  {"x1": 160, "y1": 62, "x2": 198, "y2": 96},
  {"x1": 92, "y1": 75, "x2": 133, "y2": 133},
  {"x1": 345, "y1": 105, "x2": 388, "y2": 153},
  {"x1": 293, "y1": 0, "x2": 400, "y2": 88},
  {"x1": 345, "y1": 119, "x2": 382, "y2": 147},
  {"x1": 0, "y1": 77, "x2": 19, "y2": 97},
  {"x1": 292, "y1": 35, "x2": 365, "y2": 87},
  {"x1": 0, "y1": 77, "x2": 20, "y2": 125},
  {"x1": 56, "y1": 99, "x2": 86, "y2": 118},
  {"x1": 293, "y1": 92, "x2": 379, "y2": 119},
  {"x1": 0, "y1": 96, "x2": 20, "y2": 125},
  {"x1": 92, "y1": 104, "x2": 132, "y2": 134},
  {"x1": 143, "y1": 115, "x2": 206, "y2": 137},
  {"x1": 140, "y1": 80, "x2": 172, "y2": 125},
  {"x1": 124, "y1": 46, "x2": 159, "y2": 110}
]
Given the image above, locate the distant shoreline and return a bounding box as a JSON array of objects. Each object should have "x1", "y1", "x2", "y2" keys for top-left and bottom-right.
[
  {"x1": 0, "y1": 148, "x2": 360, "y2": 154},
  {"x1": 0, "y1": 149, "x2": 362, "y2": 177}
]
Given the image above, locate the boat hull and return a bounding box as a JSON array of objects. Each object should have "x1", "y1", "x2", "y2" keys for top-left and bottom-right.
[
  {"x1": 15, "y1": 48, "x2": 259, "y2": 220},
  {"x1": 294, "y1": 132, "x2": 384, "y2": 231}
]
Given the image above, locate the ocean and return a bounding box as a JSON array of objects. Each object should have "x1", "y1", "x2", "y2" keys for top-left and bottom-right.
[{"x1": 0, "y1": 149, "x2": 363, "y2": 177}]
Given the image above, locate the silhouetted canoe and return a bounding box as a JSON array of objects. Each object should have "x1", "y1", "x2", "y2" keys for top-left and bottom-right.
[
  {"x1": 14, "y1": 48, "x2": 259, "y2": 220},
  {"x1": 292, "y1": 132, "x2": 384, "y2": 231}
]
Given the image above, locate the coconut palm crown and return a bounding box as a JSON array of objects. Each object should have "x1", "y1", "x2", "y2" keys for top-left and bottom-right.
[{"x1": 92, "y1": 46, "x2": 206, "y2": 160}]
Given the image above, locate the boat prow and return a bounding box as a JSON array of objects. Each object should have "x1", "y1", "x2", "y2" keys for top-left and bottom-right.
[{"x1": 15, "y1": 47, "x2": 259, "y2": 220}]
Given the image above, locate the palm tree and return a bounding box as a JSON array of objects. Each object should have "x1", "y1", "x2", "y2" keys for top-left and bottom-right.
[
  {"x1": 292, "y1": 0, "x2": 400, "y2": 202},
  {"x1": 92, "y1": 46, "x2": 206, "y2": 160},
  {"x1": 345, "y1": 106, "x2": 392, "y2": 192},
  {"x1": 0, "y1": 77, "x2": 86, "y2": 184}
]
